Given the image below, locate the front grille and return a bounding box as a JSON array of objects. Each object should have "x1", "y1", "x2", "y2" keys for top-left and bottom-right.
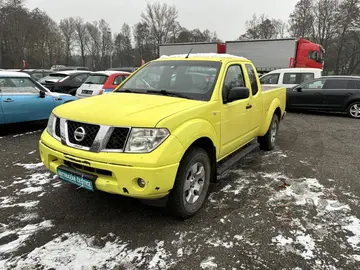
[
  {"x1": 106, "y1": 128, "x2": 129, "y2": 150},
  {"x1": 67, "y1": 120, "x2": 100, "y2": 148},
  {"x1": 55, "y1": 117, "x2": 60, "y2": 137}
]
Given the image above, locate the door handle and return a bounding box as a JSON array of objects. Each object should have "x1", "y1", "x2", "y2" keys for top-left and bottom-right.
[
  {"x1": 3, "y1": 98, "x2": 14, "y2": 102},
  {"x1": 246, "y1": 104, "x2": 252, "y2": 109},
  {"x1": 315, "y1": 92, "x2": 322, "y2": 95}
]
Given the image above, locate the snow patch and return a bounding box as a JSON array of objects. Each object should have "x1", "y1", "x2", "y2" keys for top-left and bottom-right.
[
  {"x1": 15, "y1": 162, "x2": 43, "y2": 170},
  {"x1": 200, "y1": 256, "x2": 217, "y2": 269},
  {"x1": 7, "y1": 233, "x2": 173, "y2": 269},
  {"x1": 0, "y1": 220, "x2": 53, "y2": 254}
]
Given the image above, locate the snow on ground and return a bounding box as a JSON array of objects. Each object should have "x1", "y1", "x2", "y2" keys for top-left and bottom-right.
[
  {"x1": 4, "y1": 233, "x2": 173, "y2": 269},
  {"x1": 1, "y1": 151, "x2": 360, "y2": 269}
]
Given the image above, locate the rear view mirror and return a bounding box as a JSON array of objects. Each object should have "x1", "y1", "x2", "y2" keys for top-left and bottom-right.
[
  {"x1": 39, "y1": 90, "x2": 46, "y2": 98},
  {"x1": 227, "y1": 87, "x2": 250, "y2": 102}
]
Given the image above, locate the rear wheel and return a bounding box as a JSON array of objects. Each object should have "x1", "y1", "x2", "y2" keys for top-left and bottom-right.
[
  {"x1": 347, "y1": 102, "x2": 360, "y2": 119},
  {"x1": 258, "y1": 114, "x2": 279, "y2": 151},
  {"x1": 167, "y1": 147, "x2": 211, "y2": 219}
]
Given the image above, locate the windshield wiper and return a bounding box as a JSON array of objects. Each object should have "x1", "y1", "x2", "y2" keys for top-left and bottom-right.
[
  {"x1": 146, "y1": 89, "x2": 189, "y2": 99},
  {"x1": 116, "y1": 88, "x2": 145, "y2": 94}
]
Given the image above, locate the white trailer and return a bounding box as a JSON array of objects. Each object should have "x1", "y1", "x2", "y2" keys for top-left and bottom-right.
[{"x1": 159, "y1": 39, "x2": 324, "y2": 74}]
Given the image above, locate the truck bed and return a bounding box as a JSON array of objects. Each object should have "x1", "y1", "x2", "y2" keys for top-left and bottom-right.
[{"x1": 261, "y1": 86, "x2": 287, "y2": 119}]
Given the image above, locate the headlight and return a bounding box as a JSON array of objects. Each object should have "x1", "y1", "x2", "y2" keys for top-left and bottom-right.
[
  {"x1": 46, "y1": 113, "x2": 56, "y2": 137},
  {"x1": 125, "y1": 128, "x2": 170, "y2": 153}
]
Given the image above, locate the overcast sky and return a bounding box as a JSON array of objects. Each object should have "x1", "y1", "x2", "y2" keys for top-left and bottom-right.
[{"x1": 26, "y1": 0, "x2": 298, "y2": 41}]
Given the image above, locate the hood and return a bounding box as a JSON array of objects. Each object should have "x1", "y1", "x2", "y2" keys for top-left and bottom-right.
[{"x1": 53, "y1": 92, "x2": 204, "y2": 127}]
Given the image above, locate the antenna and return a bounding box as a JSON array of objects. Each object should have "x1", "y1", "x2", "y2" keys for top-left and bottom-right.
[{"x1": 185, "y1": 48, "x2": 193, "y2": 59}]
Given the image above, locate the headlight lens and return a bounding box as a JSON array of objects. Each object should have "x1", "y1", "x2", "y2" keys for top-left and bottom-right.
[
  {"x1": 125, "y1": 128, "x2": 170, "y2": 153},
  {"x1": 46, "y1": 113, "x2": 56, "y2": 137}
]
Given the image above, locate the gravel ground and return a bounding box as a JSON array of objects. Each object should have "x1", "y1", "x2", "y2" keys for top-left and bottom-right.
[{"x1": 0, "y1": 112, "x2": 359, "y2": 269}]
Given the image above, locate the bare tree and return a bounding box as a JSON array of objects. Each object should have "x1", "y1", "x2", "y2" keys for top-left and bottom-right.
[
  {"x1": 289, "y1": 0, "x2": 314, "y2": 38},
  {"x1": 140, "y1": 2, "x2": 179, "y2": 56},
  {"x1": 239, "y1": 14, "x2": 285, "y2": 40},
  {"x1": 312, "y1": 0, "x2": 338, "y2": 50},
  {"x1": 59, "y1": 17, "x2": 76, "y2": 65},
  {"x1": 74, "y1": 17, "x2": 88, "y2": 66}
]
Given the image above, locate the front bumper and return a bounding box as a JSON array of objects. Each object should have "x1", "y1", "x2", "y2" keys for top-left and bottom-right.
[{"x1": 39, "y1": 133, "x2": 183, "y2": 199}]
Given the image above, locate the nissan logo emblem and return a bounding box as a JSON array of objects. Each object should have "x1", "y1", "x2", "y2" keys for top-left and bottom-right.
[{"x1": 74, "y1": 127, "x2": 86, "y2": 142}]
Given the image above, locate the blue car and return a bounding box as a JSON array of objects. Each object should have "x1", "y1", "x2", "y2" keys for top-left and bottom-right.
[{"x1": 0, "y1": 71, "x2": 77, "y2": 125}]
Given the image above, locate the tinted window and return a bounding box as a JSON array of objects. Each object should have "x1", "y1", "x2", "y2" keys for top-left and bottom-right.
[
  {"x1": 245, "y1": 64, "x2": 259, "y2": 95},
  {"x1": 113, "y1": 75, "x2": 128, "y2": 85},
  {"x1": 347, "y1": 80, "x2": 360, "y2": 89},
  {"x1": 85, "y1": 75, "x2": 108, "y2": 85},
  {"x1": 73, "y1": 74, "x2": 89, "y2": 83},
  {"x1": 222, "y1": 65, "x2": 245, "y2": 103},
  {"x1": 260, "y1": 73, "x2": 279, "y2": 84},
  {"x1": 323, "y1": 79, "x2": 348, "y2": 89},
  {"x1": 0, "y1": 77, "x2": 40, "y2": 93},
  {"x1": 283, "y1": 73, "x2": 315, "y2": 84},
  {"x1": 302, "y1": 79, "x2": 325, "y2": 89},
  {"x1": 38, "y1": 73, "x2": 68, "y2": 83},
  {"x1": 117, "y1": 60, "x2": 221, "y2": 101}
]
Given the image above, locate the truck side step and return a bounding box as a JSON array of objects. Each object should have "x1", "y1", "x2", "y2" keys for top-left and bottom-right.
[{"x1": 217, "y1": 140, "x2": 259, "y2": 175}]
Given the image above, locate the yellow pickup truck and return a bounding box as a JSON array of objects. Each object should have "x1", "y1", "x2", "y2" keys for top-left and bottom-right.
[{"x1": 39, "y1": 53, "x2": 286, "y2": 218}]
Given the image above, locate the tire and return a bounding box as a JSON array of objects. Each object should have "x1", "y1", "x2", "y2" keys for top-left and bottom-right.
[
  {"x1": 167, "y1": 147, "x2": 211, "y2": 219},
  {"x1": 258, "y1": 114, "x2": 279, "y2": 151},
  {"x1": 347, "y1": 102, "x2": 360, "y2": 119}
]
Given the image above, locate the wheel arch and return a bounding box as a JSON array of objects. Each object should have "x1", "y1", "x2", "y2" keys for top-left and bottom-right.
[{"x1": 182, "y1": 137, "x2": 217, "y2": 183}]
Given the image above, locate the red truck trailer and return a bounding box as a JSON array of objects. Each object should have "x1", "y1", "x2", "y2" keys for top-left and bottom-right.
[{"x1": 159, "y1": 38, "x2": 325, "y2": 74}]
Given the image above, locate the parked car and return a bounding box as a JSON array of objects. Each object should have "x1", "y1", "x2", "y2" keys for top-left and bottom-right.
[
  {"x1": 39, "y1": 53, "x2": 286, "y2": 218},
  {"x1": 38, "y1": 71, "x2": 91, "y2": 95},
  {"x1": 0, "y1": 71, "x2": 77, "y2": 125},
  {"x1": 260, "y1": 68, "x2": 322, "y2": 89},
  {"x1": 76, "y1": 71, "x2": 131, "y2": 98},
  {"x1": 107, "y1": 67, "x2": 138, "y2": 73},
  {"x1": 287, "y1": 76, "x2": 360, "y2": 118},
  {"x1": 19, "y1": 69, "x2": 53, "y2": 81}
]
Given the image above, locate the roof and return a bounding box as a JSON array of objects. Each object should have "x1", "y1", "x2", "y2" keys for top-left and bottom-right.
[
  {"x1": 50, "y1": 70, "x2": 91, "y2": 76},
  {"x1": 159, "y1": 53, "x2": 249, "y2": 61},
  {"x1": 321, "y1": 75, "x2": 360, "y2": 79},
  {"x1": 91, "y1": 71, "x2": 130, "y2": 76},
  {"x1": 0, "y1": 71, "x2": 31, "y2": 78},
  {"x1": 266, "y1": 68, "x2": 323, "y2": 74}
]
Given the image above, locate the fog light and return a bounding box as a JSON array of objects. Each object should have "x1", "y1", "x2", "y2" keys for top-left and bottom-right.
[{"x1": 137, "y1": 178, "x2": 146, "y2": 188}]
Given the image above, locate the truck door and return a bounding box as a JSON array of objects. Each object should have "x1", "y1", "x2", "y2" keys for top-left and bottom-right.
[
  {"x1": 220, "y1": 64, "x2": 253, "y2": 157},
  {"x1": 245, "y1": 64, "x2": 261, "y2": 133}
]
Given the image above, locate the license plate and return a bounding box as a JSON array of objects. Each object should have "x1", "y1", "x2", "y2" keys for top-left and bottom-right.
[
  {"x1": 82, "y1": 90, "x2": 93, "y2": 94},
  {"x1": 57, "y1": 166, "x2": 96, "y2": 191}
]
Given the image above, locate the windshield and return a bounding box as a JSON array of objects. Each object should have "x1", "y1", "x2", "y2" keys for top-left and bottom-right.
[
  {"x1": 116, "y1": 60, "x2": 222, "y2": 101},
  {"x1": 0, "y1": 77, "x2": 47, "y2": 93},
  {"x1": 84, "y1": 74, "x2": 108, "y2": 85},
  {"x1": 38, "y1": 73, "x2": 68, "y2": 83}
]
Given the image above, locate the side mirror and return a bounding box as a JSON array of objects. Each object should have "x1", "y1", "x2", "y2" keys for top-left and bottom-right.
[
  {"x1": 295, "y1": 87, "x2": 302, "y2": 92},
  {"x1": 226, "y1": 87, "x2": 250, "y2": 103},
  {"x1": 39, "y1": 90, "x2": 46, "y2": 98}
]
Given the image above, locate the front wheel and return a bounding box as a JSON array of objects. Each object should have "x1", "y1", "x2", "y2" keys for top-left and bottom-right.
[
  {"x1": 167, "y1": 147, "x2": 211, "y2": 219},
  {"x1": 258, "y1": 114, "x2": 279, "y2": 151},
  {"x1": 347, "y1": 102, "x2": 360, "y2": 119}
]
